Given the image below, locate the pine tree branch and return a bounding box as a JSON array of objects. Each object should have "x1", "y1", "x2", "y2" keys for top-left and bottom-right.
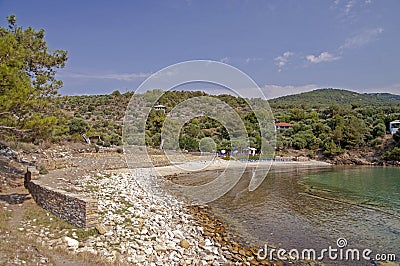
[{"x1": 0, "y1": 125, "x2": 32, "y2": 133}]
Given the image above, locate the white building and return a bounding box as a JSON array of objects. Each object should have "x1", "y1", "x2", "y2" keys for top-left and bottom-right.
[
  {"x1": 153, "y1": 104, "x2": 166, "y2": 111},
  {"x1": 390, "y1": 120, "x2": 400, "y2": 135},
  {"x1": 244, "y1": 147, "x2": 257, "y2": 156}
]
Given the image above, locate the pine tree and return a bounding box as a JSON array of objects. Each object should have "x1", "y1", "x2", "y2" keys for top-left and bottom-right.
[{"x1": 0, "y1": 15, "x2": 68, "y2": 141}]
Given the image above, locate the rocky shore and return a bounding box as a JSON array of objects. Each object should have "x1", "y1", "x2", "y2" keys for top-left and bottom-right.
[
  {"x1": 81, "y1": 169, "x2": 233, "y2": 265},
  {"x1": 18, "y1": 166, "x2": 317, "y2": 265},
  {"x1": 1, "y1": 143, "x2": 325, "y2": 265},
  {"x1": 20, "y1": 157, "x2": 327, "y2": 265},
  {"x1": 72, "y1": 167, "x2": 318, "y2": 265},
  {"x1": 2, "y1": 143, "x2": 397, "y2": 265}
]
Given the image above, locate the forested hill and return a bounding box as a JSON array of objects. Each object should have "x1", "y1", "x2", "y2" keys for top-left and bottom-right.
[
  {"x1": 269, "y1": 88, "x2": 400, "y2": 108},
  {"x1": 366, "y1": 92, "x2": 400, "y2": 102}
]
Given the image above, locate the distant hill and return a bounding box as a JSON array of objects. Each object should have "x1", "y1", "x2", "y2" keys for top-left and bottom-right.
[
  {"x1": 269, "y1": 88, "x2": 400, "y2": 107},
  {"x1": 366, "y1": 92, "x2": 400, "y2": 102}
]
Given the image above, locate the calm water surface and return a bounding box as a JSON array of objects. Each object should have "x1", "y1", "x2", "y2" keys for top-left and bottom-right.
[{"x1": 205, "y1": 166, "x2": 400, "y2": 264}]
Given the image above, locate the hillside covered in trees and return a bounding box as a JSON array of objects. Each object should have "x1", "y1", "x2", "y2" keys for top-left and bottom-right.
[
  {"x1": 269, "y1": 88, "x2": 400, "y2": 108},
  {"x1": 270, "y1": 89, "x2": 400, "y2": 162},
  {"x1": 45, "y1": 88, "x2": 400, "y2": 164}
]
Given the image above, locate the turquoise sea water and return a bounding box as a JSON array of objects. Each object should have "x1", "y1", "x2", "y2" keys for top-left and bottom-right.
[
  {"x1": 208, "y1": 166, "x2": 400, "y2": 265},
  {"x1": 300, "y1": 167, "x2": 400, "y2": 216}
]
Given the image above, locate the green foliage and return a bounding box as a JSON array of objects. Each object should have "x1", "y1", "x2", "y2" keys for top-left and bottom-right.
[
  {"x1": 199, "y1": 137, "x2": 215, "y2": 152},
  {"x1": 292, "y1": 131, "x2": 319, "y2": 150},
  {"x1": 269, "y1": 88, "x2": 400, "y2": 108},
  {"x1": 292, "y1": 133, "x2": 307, "y2": 149},
  {"x1": 384, "y1": 147, "x2": 400, "y2": 161},
  {"x1": 111, "y1": 90, "x2": 121, "y2": 96},
  {"x1": 342, "y1": 117, "x2": 368, "y2": 148},
  {"x1": 68, "y1": 117, "x2": 88, "y2": 134},
  {"x1": 37, "y1": 164, "x2": 49, "y2": 175},
  {"x1": 393, "y1": 131, "x2": 400, "y2": 144},
  {"x1": 0, "y1": 15, "x2": 67, "y2": 141},
  {"x1": 323, "y1": 139, "x2": 343, "y2": 157},
  {"x1": 289, "y1": 108, "x2": 306, "y2": 121},
  {"x1": 54, "y1": 87, "x2": 400, "y2": 162},
  {"x1": 271, "y1": 89, "x2": 400, "y2": 160},
  {"x1": 179, "y1": 135, "x2": 199, "y2": 151},
  {"x1": 372, "y1": 123, "x2": 386, "y2": 138},
  {"x1": 351, "y1": 102, "x2": 361, "y2": 109}
]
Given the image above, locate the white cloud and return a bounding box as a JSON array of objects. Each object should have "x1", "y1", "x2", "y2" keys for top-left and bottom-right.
[
  {"x1": 303, "y1": 27, "x2": 383, "y2": 66},
  {"x1": 274, "y1": 51, "x2": 294, "y2": 72},
  {"x1": 306, "y1": 52, "x2": 341, "y2": 64},
  {"x1": 332, "y1": 0, "x2": 357, "y2": 18},
  {"x1": 363, "y1": 83, "x2": 400, "y2": 95},
  {"x1": 340, "y1": 27, "x2": 384, "y2": 49},
  {"x1": 245, "y1": 57, "x2": 263, "y2": 63},
  {"x1": 200, "y1": 84, "x2": 318, "y2": 99},
  {"x1": 58, "y1": 71, "x2": 151, "y2": 81},
  {"x1": 261, "y1": 84, "x2": 318, "y2": 99},
  {"x1": 333, "y1": 0, "x2": 376, "y2": 22},
  {"x1": 220, "y1": 57, "x2": 230, "y2": 63},
  {"x1": 344, "y1": 0, "x2": 356, "y2": 15}
]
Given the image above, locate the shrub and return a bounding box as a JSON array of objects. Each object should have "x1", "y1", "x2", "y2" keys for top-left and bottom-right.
[
  {"x1": 393, "y1": 131, "x2": 400, "y2": 144},
  {"x1": 68, "y1": 117, "x2": 89, "y2": 134},
  {"x1": 372, "y1": 123, "x2": 386, "y2": 138},
  {"x1": 384, "y1": 147, "x2": 400, "y2": 161},
  {"x1": 38, "y1": 164, "x2": 48, "y2": 175}
]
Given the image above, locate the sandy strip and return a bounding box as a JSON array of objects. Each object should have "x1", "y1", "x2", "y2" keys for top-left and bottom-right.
[{"x1": 154, "y1": 158, "x2": 331, "y2": 176}]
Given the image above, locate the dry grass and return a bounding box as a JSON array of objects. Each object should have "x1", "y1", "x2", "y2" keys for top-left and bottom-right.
[
  {"x1": 0, "y1": 205, "x2": 48, "y2": 264},
  {"x1": 23, "y1": 201, "x2": 99, "y2": 241},
  {"x1": 0, "y1": 207, "x2": 11, "y2": 230},
  {"x1": 0, "y1": 201, "x2": 118, "y2": 265}
]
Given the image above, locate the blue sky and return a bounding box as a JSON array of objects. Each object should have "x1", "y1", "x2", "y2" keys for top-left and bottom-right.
[{"x1": 1, "y1": 0, "x2": 399, "y2": 98}]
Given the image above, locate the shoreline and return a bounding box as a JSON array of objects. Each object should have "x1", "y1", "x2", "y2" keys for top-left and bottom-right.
[
  {"x1": 155, "y1": 158, "x2": 332, "y2": 177},
  {"x1": 151, "y1": 159, "x2": 333, "y2": 265},
  {"x1": 174, "y1": 161, "x2": 399, "y2": 266},
  {"x1": 13, "y1": 147, "x2": 396, "y2": 265},
  {"x1": 96, "y1": 160, "x2": 328, "y2": 265}
]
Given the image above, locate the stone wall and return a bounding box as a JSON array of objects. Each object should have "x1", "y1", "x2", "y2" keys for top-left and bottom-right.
[{"x1": 25, "y1": 167, "x2": 98, "y2": 228}]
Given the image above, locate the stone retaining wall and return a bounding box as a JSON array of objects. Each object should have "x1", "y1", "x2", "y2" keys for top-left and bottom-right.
[{"x1": 24, "y1": 167, "x2": 98, "y2": 228}]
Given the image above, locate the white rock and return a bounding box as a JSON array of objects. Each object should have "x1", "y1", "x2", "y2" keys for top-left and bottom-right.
[
  {"x1": 104, "y1": 230, "x2": 114, "y2": 237},
  {"x1": 212, "y1": 247, "x2": 219, "y2": 255},
  {"x1": 155, "y1": 244, "x2": 167, "y2": 252},
  {"x1": 144, "y1": 247, "x2": 153, "y2": 255},
  {"x1": 205, "y1": 238, "x2": 213, "y2": 246},
  {"x1": 64, "y1": 236, "x2": 79, "y2": 248},
  {"x1": 136, "y1": 255, "x2": 146, "y2": 263},
  {"x1": 173, "y1": 229, "x2": 184, "y2": 239}
]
